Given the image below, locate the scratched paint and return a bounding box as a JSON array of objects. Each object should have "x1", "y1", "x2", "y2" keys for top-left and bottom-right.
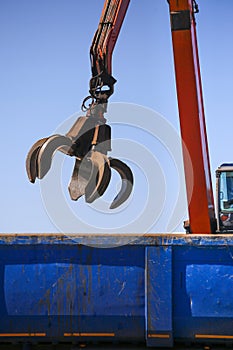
[
  {"x1": 4, "y1": 263, "x2": 144, "y2": 317},
  {"x1": 186, "y1": 264, "x2": 233, "y2": 317}
]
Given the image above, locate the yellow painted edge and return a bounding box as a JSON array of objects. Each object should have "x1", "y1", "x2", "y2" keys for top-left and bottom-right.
[
  {"x1": 148, "y1": 334, "x2": 170, "y2": 339},
  {"x1": 64, "y1": 332, "x2": 115, "y2": 337},
  {"x1": 0, "y1": 333, "x2": 46, "y2": 337},
  {"x1": 195, "y1": 334, "x2": 233, "y2": 339}
]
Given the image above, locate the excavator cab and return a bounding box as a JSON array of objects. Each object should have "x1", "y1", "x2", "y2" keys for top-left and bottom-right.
[{"x1": 216, "y1": 164, "x2": 233, "y2": 232}]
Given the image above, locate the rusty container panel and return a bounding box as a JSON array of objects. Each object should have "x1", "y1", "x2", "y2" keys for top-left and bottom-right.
[{"x1": 0, "y1": 239, "x2": 145, "y2": 342}]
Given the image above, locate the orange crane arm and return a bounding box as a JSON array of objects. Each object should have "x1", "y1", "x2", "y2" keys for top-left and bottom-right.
[
  {"x1": 88, "y1": 0, "x2": 130, "y2": 106},
  {"x1": 168, "y1": 0, "x2": 216, "y2": 233}
]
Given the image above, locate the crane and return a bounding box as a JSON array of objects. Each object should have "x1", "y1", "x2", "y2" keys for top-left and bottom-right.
[{"x1": 26, "y1": 0, "x2": 233, "y2": 234}]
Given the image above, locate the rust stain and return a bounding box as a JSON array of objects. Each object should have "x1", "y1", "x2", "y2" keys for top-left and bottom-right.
[
  {"x1": 36, "y1": 264, "x2": 76, "y2": 317},
  {"x1": 87, "y1": 265, "x2": 92, "y2": 305}
]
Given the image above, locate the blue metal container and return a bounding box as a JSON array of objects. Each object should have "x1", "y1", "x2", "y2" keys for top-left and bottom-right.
[{"x1": 0, "y1": 233, "x2": 233, "y2": 348}]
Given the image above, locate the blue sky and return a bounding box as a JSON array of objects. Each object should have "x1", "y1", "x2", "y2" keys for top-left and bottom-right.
[{"x1": 1, "y1": 1, "x2": 233, "y2": 233}]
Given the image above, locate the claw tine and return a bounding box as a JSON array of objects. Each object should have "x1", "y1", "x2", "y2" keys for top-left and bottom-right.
[
  {"x1": 85, "y1": 151, "x2": 111, "y2": 203},
  {"x1": 26, "y1": 137, "x2": 49, "y2": 183},
  {"x1": 37, "y1": 135, "x2": 72, "y2": 179},
  {"x1": 68, "y1": 158, "x2": 91, "y2": 201},
  {"x1": 109, "y1": 158, "x2": 133, "y2": 209}
]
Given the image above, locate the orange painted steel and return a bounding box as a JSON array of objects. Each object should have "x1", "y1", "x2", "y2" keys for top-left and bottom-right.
[
  {"x1": 168, "y1": 0, "x2": 216, "y2": 233},
  {"x1": 90, "y1": 0, "x2": 130, "y2": 77}
]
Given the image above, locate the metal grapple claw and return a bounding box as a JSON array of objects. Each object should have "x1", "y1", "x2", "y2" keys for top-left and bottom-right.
[
  {"x1": 68, "y1": 151, "x2": 111, "y2": 203},
  {"x1": 26, "y1": 135, "x2": 72, "y2": 182},
  {"x1": 26, "y1": 114, "x2": 134, "y2": 209},
  {"x1": 36, "y1": 135, "x2": 72, "y2": 179},
  {"x1": 26, "y1": 137, "x2": 49, "y2": 183},
  {"x1": 85, "y1": 151, "x2": 111, "y2": 203},
  {"x1": 109, "y1": 158, "x2": 133, "y2": 209},
  {"x1": 68, "y1": 158, "x2": 90, "y2": 201}
]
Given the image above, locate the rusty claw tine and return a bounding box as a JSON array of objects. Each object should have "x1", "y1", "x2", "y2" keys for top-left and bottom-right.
[
  {"x1": 26, "y1": 137, "x2": 49, "y2": 183},
  {"x1": 37, "y1": 135, "x2": 72, "y2": 179},
  {"x1": 85, "y1": 151, "x2": 111, "y2": 203},
  {"x1": 109, "y1": 158, "x2": 133, "y2": 209},
  {"x1": 68, "y1": 158, "x2": 92, "y2": 201}
]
